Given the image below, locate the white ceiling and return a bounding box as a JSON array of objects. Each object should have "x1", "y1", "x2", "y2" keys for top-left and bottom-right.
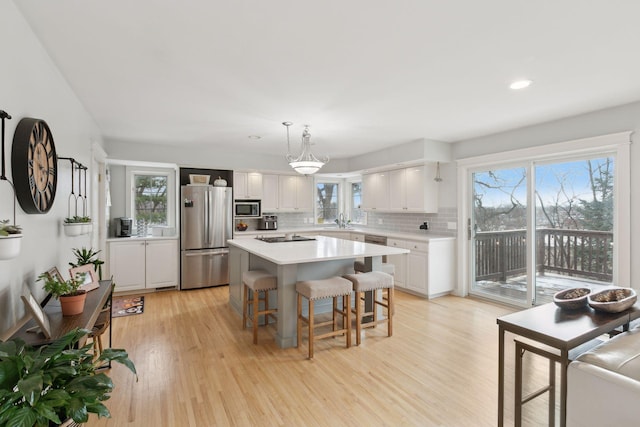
[{"x1": 15, "y1": 0, "x2": 640, "y2": 159}]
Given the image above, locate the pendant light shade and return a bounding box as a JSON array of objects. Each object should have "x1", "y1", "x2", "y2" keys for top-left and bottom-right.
[{"x1": 283, "y1": 122, "x2": 329, "y2": 175}]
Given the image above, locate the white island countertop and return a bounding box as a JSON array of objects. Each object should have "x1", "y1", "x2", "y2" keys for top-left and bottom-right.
[{"x1": 227, "y1": 235, "x2": 409, "y2": 265}]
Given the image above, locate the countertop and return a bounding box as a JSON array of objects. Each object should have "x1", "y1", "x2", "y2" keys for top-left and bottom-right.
[
  {"x1": 227, "y1": 235, "x2": 408, "y2": 265},
  {"x1": 232, "y1": 226, "x2": 456, "y2": 242}
]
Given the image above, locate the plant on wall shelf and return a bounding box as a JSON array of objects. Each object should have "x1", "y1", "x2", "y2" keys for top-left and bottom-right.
[
  {"x1": 0, "y1": 219, "x2": 21, "y2": 236},
  {"x1": 63, "y1": 216, "x2": 91, "y2": 224},
  {"x1": 0, "y1": 328, "x2": 137, "y2": 427},
  {"x1": 63, "y1": 216, "x2": 92, "y2": 237},
  {"x1": 0, "y1": 219, "x2": 23, "y2": 260}
]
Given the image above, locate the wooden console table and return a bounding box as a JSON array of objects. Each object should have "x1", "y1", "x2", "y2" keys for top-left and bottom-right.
[
  {"x1": 497, "y1": 301, "x2": 640, "y2": 427},
  {"x1": 10, "y1": 279, "x2": 113, "y2": 347}
]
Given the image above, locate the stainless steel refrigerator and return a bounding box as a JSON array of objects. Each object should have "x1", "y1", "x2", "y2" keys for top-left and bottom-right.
[{"x1": 180, "y1": 185, "x2": 232, "y2": 289}]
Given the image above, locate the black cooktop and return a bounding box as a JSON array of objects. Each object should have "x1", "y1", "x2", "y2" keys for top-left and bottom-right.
[{"x1": 256, "y1": 236, "x2": 316, "y2": 243}]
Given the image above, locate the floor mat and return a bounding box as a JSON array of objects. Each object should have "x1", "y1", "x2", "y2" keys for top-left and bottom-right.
[{"x1": 112, "y1": 296, "x2": 144, "y2": 318}]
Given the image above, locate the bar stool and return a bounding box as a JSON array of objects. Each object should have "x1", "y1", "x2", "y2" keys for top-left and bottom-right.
[
  {"x1": 343, "y1": 271, "x2": 394, "y2": 345},
  {"x1": 296, "y1": 276, "x2": 352, "y2": 359},
  {"x1": 353, "y1": 260, "x2": 395, "y2": 276},
  {"x1": 242, "y1": 270, "x2": 277, "y2": 344}
]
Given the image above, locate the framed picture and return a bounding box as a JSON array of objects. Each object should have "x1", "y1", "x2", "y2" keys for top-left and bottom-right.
[
  {"x1": 69, "y1": 264, "x2": 99, "y2": 292},
  {"x1": 21, "y1": 293, "x2": 52, "y2": 339},
  {"x1": 189, "y1": 174, "x2": 210, "y2": 185},
  {"x1": 46, "y1": 266, "x2": 65, "y2": 283}
]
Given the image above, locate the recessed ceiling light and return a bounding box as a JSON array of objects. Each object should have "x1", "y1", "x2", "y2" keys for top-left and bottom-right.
[
  {"x1": 248, "y1": 135, "x2": 262, "y2": 140},
  {"x1": 509, "y1": 79, "x2": 533, "y2": 90}
]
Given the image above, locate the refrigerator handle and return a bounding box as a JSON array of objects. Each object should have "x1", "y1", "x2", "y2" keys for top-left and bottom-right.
[{"x1": 204, "y1": 189, "x2": 210, "y2": 246}]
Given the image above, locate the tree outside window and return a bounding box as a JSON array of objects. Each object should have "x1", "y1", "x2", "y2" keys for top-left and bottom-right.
[
  {"x1": 316, "y1": 182, "x2": 338, "y2": 224},
  {"x1": 134, "y1": 174, "x2": 168, "y2": 226},
  {"x1": 350, "y1": 182, "x2": 364, "y2": 224}
]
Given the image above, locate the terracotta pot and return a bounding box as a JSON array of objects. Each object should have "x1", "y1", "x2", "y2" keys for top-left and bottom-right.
[{"x1": 59, "y1": 292, "x2": 87, "y2": 316}]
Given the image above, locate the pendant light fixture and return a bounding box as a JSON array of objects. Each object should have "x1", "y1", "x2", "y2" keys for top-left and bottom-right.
[
  {"x1": 283, "y1": 122, "x2": 329, "y2": 175},
  {"x1": 434, "y1": 162, "x2": 443, "y2": 182}
]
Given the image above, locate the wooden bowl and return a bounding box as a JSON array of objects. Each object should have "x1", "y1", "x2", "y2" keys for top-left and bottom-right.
[
  {"x1": 588, "y1": 287, "x2": 637, "y2": 313},
  {"x1": 553, "y1": 287, "x2": 591, "y2": 310}
]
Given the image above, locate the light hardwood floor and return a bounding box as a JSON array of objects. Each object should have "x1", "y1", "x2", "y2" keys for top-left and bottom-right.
[{"x1": 88, "y1": 287, "x2": 557, "y2": 426}]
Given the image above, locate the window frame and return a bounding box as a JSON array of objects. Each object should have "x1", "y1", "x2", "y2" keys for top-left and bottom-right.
[
  {"x1": 125, "y1": 166, "x2": 177, "y2": 230},
  {"x1": 314, "y1": 178, "x2": 342, "y2": 225},
  {"x1": 346, "y1": 177, "x2": 365, "y2": 225},
  {"x1": 457, "y1": 131, "x2": 631, "y2": 298}
]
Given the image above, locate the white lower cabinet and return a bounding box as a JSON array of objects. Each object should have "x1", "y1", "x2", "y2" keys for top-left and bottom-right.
[
  {"x1": 386, "y1": 238, "x2": 455, "y2": 298},
  {"x1": 107, "y1": 239, "x2": 179, "y2": 292},
  {"x1": 350, "y1": 233, "x2": 364, "y2": 242}
]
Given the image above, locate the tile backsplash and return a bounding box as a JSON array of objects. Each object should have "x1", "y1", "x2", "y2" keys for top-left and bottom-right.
[{"x1": 260, "y1": 208, "x2": 458, "y2": 237}]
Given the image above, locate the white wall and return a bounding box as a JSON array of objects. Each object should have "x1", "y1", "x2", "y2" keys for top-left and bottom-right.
[{"x1": 0, "y1": 2, "x2": 103, "y2": 338}]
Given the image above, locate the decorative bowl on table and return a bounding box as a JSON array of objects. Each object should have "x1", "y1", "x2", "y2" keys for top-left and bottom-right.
[
  {"x1": 588, "y1": 287, "x2": 637, "y2": 313},
  {"x1": 553, "y1": 287, "x2": 591, "y2": 310}
]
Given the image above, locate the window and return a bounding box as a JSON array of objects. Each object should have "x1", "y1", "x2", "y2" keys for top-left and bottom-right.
[
  {"x1": 349, "y1": 181, "x2": 365, "y2": 224},
  {"x1": 316, "y1": 181, "x2": 340, "y2": 224},
  {"x1": 134, "y1": 174, "x2": 168, "y2": 226},
  {"x1": 125, "y1": 166, "x2": 176, "y2": 232}
]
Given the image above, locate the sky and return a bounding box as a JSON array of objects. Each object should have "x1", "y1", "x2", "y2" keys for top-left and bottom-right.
[{"x1": 473, "y1": 157, "x2": 614, "y2": 208}]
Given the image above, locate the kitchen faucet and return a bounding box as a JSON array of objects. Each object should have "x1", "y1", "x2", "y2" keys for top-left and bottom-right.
[{"x1": 336, "y1": 213, "x2": 347, "y2": 228}]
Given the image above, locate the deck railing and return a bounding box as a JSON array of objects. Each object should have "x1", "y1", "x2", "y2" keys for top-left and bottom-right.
[{"x1": 474, "y1": 228, "x2": 613, "y2": 283}]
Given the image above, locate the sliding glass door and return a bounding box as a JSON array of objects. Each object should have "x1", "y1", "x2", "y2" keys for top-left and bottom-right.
[
  {"x1": 470, "y1": 156, "x2": 615, "y2": 306},
  {"x1": 534, "y1": 157, "x2": 614, "y2": 304},
  {"x1": 471, "y1": 165, "x2": 530, "y2": 305}
]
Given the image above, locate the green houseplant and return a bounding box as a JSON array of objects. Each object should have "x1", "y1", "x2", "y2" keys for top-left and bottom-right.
[
  {"x1": 0, "y1": 328, "x2": 137, "y2": 427},
  {"x1": 37, "y1": 273, "x2": 86, "y2": 316},
  {"x1": 0, "y1": 220, "x2": 22, "y2": 261},
  {"x1": 69, "y1": 248, "x2": 104, "y2": 281},
  {"x1": 62, "y1": 217, "x2": 92, "y2": 237}
]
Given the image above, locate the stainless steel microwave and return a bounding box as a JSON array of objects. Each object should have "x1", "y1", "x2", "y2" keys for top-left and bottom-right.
[{"x1": 234, "y1": 200, "x2": 261, "y2": 218}]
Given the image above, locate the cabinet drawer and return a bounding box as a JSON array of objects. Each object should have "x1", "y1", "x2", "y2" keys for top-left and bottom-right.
[
  {"x1": 405, "y1": 240, "x2": 428, "y2": 252},
  {"x1": 387, "y1": 238, "x2": 406, "y2": 249},
  {"x1": 351, "y1": 233, "x2": 364, "y2": 242}
]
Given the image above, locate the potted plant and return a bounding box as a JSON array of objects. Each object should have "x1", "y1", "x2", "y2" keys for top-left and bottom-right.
[
  {"x1": 69, "y1": 247, "x2": 104, "y2": 280},
  {"x1": 38, "y1": 272, "x2": 87, "y2": 316},
  {"x1": 0, "y1": 219, "x2": 23, "y2": 260},
  {"x1": 63, "y1": 216, "x2": 92, "y2": 237},
  {"x1": 0, "y1": 328, "x2": 137, "y2": 427}
]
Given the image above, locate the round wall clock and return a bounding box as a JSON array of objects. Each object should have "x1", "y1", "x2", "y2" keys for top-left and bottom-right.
[{"x1": 11, "y1": 118, "x2": 58, "y2": 214}]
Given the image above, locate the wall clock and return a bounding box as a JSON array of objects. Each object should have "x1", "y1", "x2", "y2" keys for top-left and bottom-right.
[{"x1": 11, "y1": 118, "x2": 58, "y2": 214}]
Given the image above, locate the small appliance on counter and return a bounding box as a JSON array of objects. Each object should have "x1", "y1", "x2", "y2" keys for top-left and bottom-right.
[
  {"x1": 115, "y1": 217, "x2": 133, "y2": 237},
  {"x1": 258, "y1": 215, "x2": 278, "y2": 230}
]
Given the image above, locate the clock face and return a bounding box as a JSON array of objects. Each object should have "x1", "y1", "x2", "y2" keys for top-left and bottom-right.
[{"x1": 11, "y1": 118, "x2": 58, "y2": 214}]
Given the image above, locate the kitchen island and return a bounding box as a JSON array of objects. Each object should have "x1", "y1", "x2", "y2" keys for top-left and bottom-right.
[{"x1": 228, "y1": 235, "x2": 409, "y2": 348}]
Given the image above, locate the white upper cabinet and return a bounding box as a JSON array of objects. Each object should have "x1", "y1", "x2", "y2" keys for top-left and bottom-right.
[
  {"x1": 261, "y1": 174, "x2": 279, "y2": 212},
  {"x1": 364, "y1": 165, "x2": 438, "y2": 213},
  {"x1": 233, "y1": 172, "x2": 263, "y2": 199},
  {"x1": 362, "y1": 172, "x2": 389, "y2": 211},
  {"x1": 278, "y1": 175, "x2": 313, "y2": 212}
]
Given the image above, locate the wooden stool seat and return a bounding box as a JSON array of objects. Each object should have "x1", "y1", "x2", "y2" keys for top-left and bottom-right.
[
  {"x1": 296, "y1": 276, "x2": 352, "y2": 359},
  {"x1": 343, "y1": 271, "x2": 394, "y2": 345},
  {"x1": 242, "y1": 270, "x2": 278, "y2": 344}
]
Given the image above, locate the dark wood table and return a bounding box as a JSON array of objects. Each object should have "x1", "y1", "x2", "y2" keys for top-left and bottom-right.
[
  {"x1": 497, "y1": 302, "x2": 640, "y2": 427},
  {"x1": 10, "y1": 280, "x2": 113, "y2": 347}
]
